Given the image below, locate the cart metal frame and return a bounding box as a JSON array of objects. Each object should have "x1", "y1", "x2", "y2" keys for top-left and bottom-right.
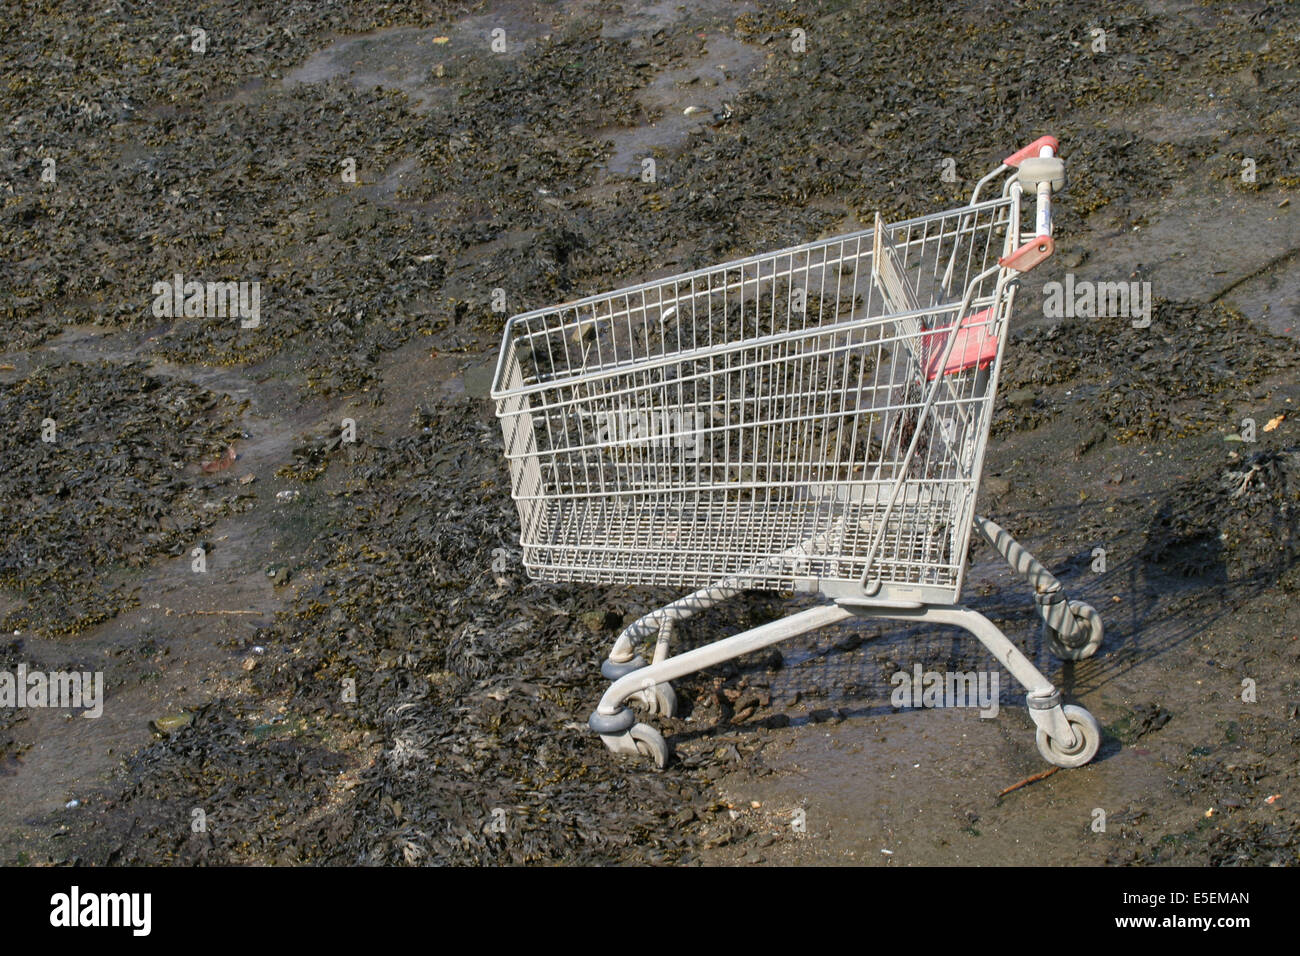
[{"x1": 492, "y1": 136, "x2": 1103, "y2": 769}]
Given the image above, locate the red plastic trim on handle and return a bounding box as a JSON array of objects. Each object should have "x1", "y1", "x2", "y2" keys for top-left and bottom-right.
[
  {"x1": 999, "y1": 235, "x2": 1055, "y2": 272},
  {"x1": 1003, "y1": 135, "x2": 1059, "y2": 168}
]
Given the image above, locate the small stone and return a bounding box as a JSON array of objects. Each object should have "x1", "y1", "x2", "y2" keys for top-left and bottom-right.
[
  {"x1": 580, "y1": 610, "x2": 621, "y2": 632},
  {"x1": 461, "y1": 364, "x2": 495, "y2": 399},
  {"x1": 151, "y1": 712, "x2": 193, "y2": 734},
  {"x1": 983, "y1": 476, "x2": 1011, "y2": 497}
]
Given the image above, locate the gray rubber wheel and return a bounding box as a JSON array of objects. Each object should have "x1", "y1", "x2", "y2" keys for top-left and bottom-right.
[
  {"x1": 629, "y1": 723, "x2": 669, "y2": 769},
  {"x1": 1035, "y1": 704, "x2": 1101, "y2": 768},
  {"x1": 1043, "y1": 600, "x2": 1103, "y2": 661}
]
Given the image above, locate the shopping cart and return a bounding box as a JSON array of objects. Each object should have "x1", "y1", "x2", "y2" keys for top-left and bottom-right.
[{"x1": 491, "y1": 136, "x2": 1103, "y2": 769}]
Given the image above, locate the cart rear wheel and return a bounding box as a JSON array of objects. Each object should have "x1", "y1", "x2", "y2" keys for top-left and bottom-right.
[
  {"x1": 1035, "y1": 704, "x2": 1101, "y2": 768},
  {"x1": 651, "y1": 682, "x2": 678, "y2": 717},
  {"x1": 630, "y1": 680, "x2": 677, "y2": 718},
  {"x1": 1043, "y1": 600, "x2": 1103, "y2": 661},
  {"x1": 630, "y1": 723, "x2": 669, "y2": 769}
]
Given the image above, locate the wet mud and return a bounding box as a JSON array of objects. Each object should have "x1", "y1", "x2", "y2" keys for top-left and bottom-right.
[{"x1": 1, "y1": 0, "x2": 1298, "y2": 865}]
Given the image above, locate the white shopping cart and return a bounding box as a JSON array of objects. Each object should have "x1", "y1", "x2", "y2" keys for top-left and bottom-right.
[{"x1": 492, "y1": 136, "x2": 1103, "y2": 769}]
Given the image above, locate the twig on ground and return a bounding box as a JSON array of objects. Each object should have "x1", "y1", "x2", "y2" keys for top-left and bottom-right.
[
  {"x1": 164, "y1": 608, "x2": 265, "y2": 617},
  {"x1": 997, "y1": 765, "x2": 1060, "y2": 798}
]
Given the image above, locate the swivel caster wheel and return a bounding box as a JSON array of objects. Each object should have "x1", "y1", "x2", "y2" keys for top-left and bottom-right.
[
  {"x1": 629, "y1": 723, "x2": 669, "y2": 769},
  {"x1": 631, "y1": 681, "x2": 677, "y2": 718},
  {"x1": 1035, "y1": 704, "x2": 1101, "y2": 768}
]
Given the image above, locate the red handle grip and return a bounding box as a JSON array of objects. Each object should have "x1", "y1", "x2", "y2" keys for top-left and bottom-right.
[{"x1": 1003, "y1": 135, "x2": 1059, "y2": 168}]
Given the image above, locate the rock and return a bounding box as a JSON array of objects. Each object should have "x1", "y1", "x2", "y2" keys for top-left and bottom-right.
[
  {"x1": 151, "y1": 713, "x2": 193, "y2": 735},
  {"x1": 733, "y1": 695, "x2": 761, "y2": 723},
  {"x1": 1059, "y1": 249, "x2": 1088, "y2": 269},
  {"x1": 580, "y1": 610, "x2": 621, "y2": 632},
  {"x1": 461, "y1": 364, "x2": 496, "y2": 399},
  {"x1": 1075, "y1": 425, "x2": 1108, "y2": 457},
  {"x1": 983, "y1": 476, "x2": 1011, "y2": 497}
]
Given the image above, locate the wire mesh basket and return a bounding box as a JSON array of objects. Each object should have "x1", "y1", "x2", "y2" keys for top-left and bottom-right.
[{"x1": 493, "y1": 198, "x2": 1016, "y2": 604}]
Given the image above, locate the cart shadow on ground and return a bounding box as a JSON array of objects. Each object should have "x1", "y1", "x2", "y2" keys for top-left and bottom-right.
[{"x1": 650, "y1": 486, "x2": 1294, "y2": 767}]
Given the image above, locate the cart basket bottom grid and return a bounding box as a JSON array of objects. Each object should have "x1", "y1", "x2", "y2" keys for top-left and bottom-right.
[{"x1": 519, "y1": 487, "x2": 966, "y2": 593}]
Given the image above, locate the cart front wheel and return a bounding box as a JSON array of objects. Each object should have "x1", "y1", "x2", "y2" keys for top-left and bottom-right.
[
  {"x1": 1043, "y1": 600, "x2": 1103, "y2": 661},
  {"x1": 1035, "y1": 704, "x2": 1101, "y2": 768},
  {"x1": 630, "y1": 723, "x2": 669, "y2": 769}
]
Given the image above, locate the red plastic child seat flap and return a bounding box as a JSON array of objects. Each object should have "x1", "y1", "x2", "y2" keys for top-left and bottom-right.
[{"x1": 923, "y1": 308, "x2": 998, "y2": 381}]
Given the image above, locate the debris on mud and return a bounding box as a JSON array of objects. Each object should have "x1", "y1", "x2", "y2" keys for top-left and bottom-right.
[
  {"x1": 1118, "y1": 712, "x2": 1300, "y2": 866},
  {"x1": 1143, "y1": 445, "x2": 1300, "y2": 583},
  {"x1": 0, "y1": 361, "x2": 248, "y2": 636},
  {"x1": 54, "y1": 403, "x2": 748, "y2": 864},
  {"x1": 4, "y1": 0, "x2": 1300, "y2": 867},
  {"x1": 995, "y1": 302, "x2": 1300, "y2": 443},
  {"x1": 1109, "y1": 703, "x2": 1174, "y2": 744},
  {"x1": 277, "y1": 424, "x2": 363, "y2": 483}
]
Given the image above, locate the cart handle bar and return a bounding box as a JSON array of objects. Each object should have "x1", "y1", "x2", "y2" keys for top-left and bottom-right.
[
  {"x1": 998, "y1": 139, "x2": 1059, "y2": 273},
  {"x1": 1004, "y1": 136, "x2": 1059, "y2": 168}
]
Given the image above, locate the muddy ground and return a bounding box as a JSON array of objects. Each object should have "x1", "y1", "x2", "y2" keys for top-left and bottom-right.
[{"x1": 1, "y1": 0, "x2": 1298, "y2": 865}]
